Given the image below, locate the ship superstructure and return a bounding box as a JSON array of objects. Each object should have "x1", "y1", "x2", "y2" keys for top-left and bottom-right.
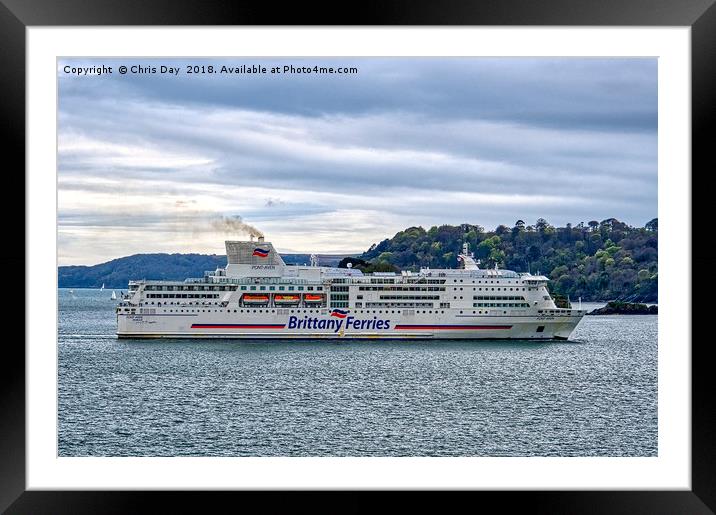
[{"x1": 116, "y1": 238, "x2": 586, "y2": 339}]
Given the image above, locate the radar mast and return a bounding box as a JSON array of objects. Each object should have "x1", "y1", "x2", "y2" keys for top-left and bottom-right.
[{"x1": 458, "y1": 242, "x2": 480, "y2": 270}]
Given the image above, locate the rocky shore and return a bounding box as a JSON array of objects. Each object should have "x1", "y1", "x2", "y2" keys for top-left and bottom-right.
[{"x1": 587, "y1": 301, "x2": 657, "y2": 315}]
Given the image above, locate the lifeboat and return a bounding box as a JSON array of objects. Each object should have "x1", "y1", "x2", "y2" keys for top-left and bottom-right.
[
  {"x1": 242, "y1": 294, "x2": 269, "y2": 304},
  {"x1": 274, "y1": 295, "x2": 300, "y2": 304},
  {"x1": 304, "y1": 294, "x2": 324, "y2": 303}
]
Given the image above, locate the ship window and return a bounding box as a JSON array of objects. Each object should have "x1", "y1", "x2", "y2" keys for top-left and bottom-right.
[
  {"x1": 240, "y1": 286, "x2": 246, "y2": 290},
  {"x1": 250, "y1": 286, "x2": 256, "y2": 290},
  {"x1": 307, "y1": 286, "x2": 313, "y2": 291},
  {"x1": 288, "y1": 287, "x2": 294, "y2": 291},
  {"x1": 269, "y1": 286, "x2": 275, "y2": 291},
  {"x1": 317, "y1": 286, "x2": 323, "y2": 291},
  {"x1": 298, "y1": 287, "x2": 304, "y2": 291},
  {"x1": 536, "y1": 325, "x2": 545, "y2": 333},
  {"x1": 260, "y1": 286, "x2": 266, "y2": 290},
  {"x1": 279, "y1": 286, "x2": 285, "y2": 290}
]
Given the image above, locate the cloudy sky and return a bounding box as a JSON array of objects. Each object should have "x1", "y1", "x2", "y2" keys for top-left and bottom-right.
[{"x1": 58, "y1": 58, "x2": 657, "y2": 265}]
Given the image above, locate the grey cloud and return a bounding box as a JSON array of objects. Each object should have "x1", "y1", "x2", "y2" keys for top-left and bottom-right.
[
  {"x1": 57, "y1": 57, "x2": 657, "y2": 263},
  {"x1": 59, "y1": 99, "x2": 655, "y2": 201},
  {"x1": 60, "y1": 58, "x2": 656, "y2": 132}
]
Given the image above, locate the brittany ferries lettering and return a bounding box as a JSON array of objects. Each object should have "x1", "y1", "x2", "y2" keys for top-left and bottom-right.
[{"x1": 116, "y1": 236, "x2": 586, "y2": 339}]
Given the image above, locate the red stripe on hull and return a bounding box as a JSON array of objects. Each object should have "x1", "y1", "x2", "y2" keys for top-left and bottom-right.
[
  {"x1": 394, "y1": 325, "x2": 512, "y2": 330},
  {"x1": 191, "y1": 324, "x2": 286, "y2": 329}
]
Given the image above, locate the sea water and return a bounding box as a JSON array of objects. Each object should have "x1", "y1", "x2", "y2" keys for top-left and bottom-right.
[{"x1": 58, "y1": 289, "x2": 657, "y2": 457}]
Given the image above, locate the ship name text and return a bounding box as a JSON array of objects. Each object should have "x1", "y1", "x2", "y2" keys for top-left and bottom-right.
[{"x1": 287, "y1": 315, "x2": 391, "y2": 333}]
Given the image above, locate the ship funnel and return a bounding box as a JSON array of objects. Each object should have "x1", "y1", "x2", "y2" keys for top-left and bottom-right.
[
  {"x1": 258, "y1": 236, "x2": 265, "y2": 243},
  {"x1": 225, "y1": 240, "x2": 285, "y2": 266}
]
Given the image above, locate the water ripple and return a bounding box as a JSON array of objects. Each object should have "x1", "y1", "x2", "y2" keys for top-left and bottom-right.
[{"x1": 58, "y1": 290, "x2": 657, "y2": 457}]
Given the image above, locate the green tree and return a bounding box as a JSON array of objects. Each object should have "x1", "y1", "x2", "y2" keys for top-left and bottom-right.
[{"x1": 355, "y1": 217, "x2": 657, "y2": 302}]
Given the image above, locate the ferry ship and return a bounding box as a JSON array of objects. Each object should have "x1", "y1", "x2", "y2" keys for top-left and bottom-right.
[{"x1": 116, "y1": 237, "x2": 586, "y2": 339}]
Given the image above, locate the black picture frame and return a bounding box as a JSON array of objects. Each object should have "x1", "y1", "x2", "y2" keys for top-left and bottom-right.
[{"x1": 2, "y1": 0, "x2": 712, "y2": 512}]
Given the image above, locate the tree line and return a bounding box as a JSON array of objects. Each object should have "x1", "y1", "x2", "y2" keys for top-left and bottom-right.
[{"x1": 342, "y1": 217, "x2": 657, "y2": 302}]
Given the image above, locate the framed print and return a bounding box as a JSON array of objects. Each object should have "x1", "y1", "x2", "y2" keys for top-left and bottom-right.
[{"x1": 3, "y1": 0, "x2": 713, "y2": 512}]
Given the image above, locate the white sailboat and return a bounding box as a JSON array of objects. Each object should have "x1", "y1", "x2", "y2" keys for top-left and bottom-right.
[
  {"x1": 111, "y1": 290, "x2": 117, "y2": 300},
  {"x1": 100, "y1": 283, "x2": 105, "y2": 291}
]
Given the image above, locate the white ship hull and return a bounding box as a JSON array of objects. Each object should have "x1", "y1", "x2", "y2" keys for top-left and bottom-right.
[
  {"x1": 117, "y1": 310, "x2": 582, "y2": 340},
  {"x1": 116, "y1": 237, "x2": 586, "y2": 341}
]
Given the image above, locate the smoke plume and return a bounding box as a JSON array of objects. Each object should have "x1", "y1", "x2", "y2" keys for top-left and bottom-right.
[{"x1": 210, "y1": 215, "x2": 264, "y2": 238}]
